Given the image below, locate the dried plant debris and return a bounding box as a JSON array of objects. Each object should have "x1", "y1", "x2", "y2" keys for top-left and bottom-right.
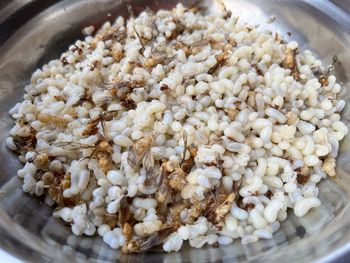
[{"x1": 6, "y1": 2, "x2": 348, "y2": 254}]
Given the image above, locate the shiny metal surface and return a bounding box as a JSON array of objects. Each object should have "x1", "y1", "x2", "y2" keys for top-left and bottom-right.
[{"x1": 0, "y1": 0, "x2": 350, "y2": 262}]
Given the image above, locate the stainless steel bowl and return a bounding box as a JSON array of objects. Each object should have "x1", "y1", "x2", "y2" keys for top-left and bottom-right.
[{"x1": 1, "y1": 0, "x2": 350, "y2": 262}]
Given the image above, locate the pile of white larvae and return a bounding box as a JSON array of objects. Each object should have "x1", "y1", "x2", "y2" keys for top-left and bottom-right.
[{"x1": 6, "y1": 3, "x2": 348, "y2": 253}]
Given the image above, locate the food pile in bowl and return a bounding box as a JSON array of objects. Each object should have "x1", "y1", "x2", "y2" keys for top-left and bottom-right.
[{"x1": 5, "y1": 2, "x2": 348, "y2": 253}]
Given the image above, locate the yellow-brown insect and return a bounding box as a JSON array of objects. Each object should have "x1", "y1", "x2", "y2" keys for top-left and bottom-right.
[
  {"x1": 128, "y1": 41, "x2": 177, "y2": 70},
  {"x1": 122, "y1": 225, "x2": 176, "y2": 253},
  {"x1": 11, "y1": 127, "x2": 37, "y2": 154},
  {"x1": 226, "y1": 108, "x2": 239, "y2": 121},
  {"x1": 104, "y1": 213, "x2": 119, "y2": 229},
  {"x1": 111, "y1": 45, "x2": 124, "y2": 62},
  {"x1": 98, "y1": 156, "x2": 110, "y2": 174},
  {"x1": 312, "y1": 55, "x2": 339, "y2": 86},
  {"x1": 181, "y1": 146, "x2": 197, "y2": 174},
  {"x1": 172, "y1": 39, "x2": 208, "y2": 57},
  {"x1": 283, "y1": 47, "x2": 300, "y2": 80},
  {"x1": 169, "y1": 203, "x2": 187, "y2": 224},
  {"x1": 48, "y1": 173, "x2": 78, "y2": 207},
  {"x1": 35, "y1": 152, "x2": 49, "y2": 166},
  {"x1": 208, "y1": 192, "x2": 236, "y2": 223},
  {"x1": 54, "y1": 95, "x2": 66, "y2": 102},
  {"x1": 55, "y1": 111, "x2": 116, "y2": 174},
  {"x1": 247, "y1": 91, "x2": 256, "y2": 108},
  {"x1": 89, "y1": 60, "x2": 100, "y2": 71},
  {"x1": 82, "y1": 116, "x2": 100, "y2": 137},
  {"x1": 60, "y1": 56, "x2": 69, "y2": 65},
  {"x1": 122, "y1": 240, "x2": 140, "y2": 254},
  {"x1": 168, "y1": 168, "x2": 186, "y2": 192},
  {"x1": 37, "y1": 113, "x2": 69, "y2": 127},
  {"x1": 42, "y1": 172, "x2": 55, "y2": 186},
  {"x1": 107, "y1": 81, "x2": 143, "y2": 109},
  {"x1": 122, "y1": 222, "x2": 133, "y2": 241},
  {"x1": 274, "y1": 33, "x2": 286, "y2": 44},
  {"x1": 285, "y1": 111, "x2": 299, "y2": 125},
  {"x1": 319, "y1": 76, "x2": 329, "y2": 86},
  {"x1": 208, "y1": 51, "x2": 229, "y2": 74},
  {"x1": 167, "y1": 16, "x2": 186, "y2": 40},
  {"x1": 206, "y1": 184, "x2": 236, "y2": 224},
  {"x1": 82, "y1": 110, "x2": 118, "y2": 138},
  {"x1": 216, "y1": 0, "x2": 232, "y2": 18},
  {"x1": 71, "y1": 44, "x2": 83, "y2": 56},
  {"x1": 90, "y1": 26, "x2": 126, "y2": 49},
  {"x1": 284, "y1": 48, "x2": 297, "y2": 69},
  {"x1": 127, "y1": 136, "x2": 153, "y2": 170},
  {"x1": 121, "y1": 98, "x2": 137, "y2": 110},
  {"x1": 155, "y1": 168, "x2": 171, "y2": 204},
  {"x1": 186, "y1": 0, "x2": 206, "y2": 14},
  {"x1": 182, "y1": 200, "x2": 206, "y2": 224}
]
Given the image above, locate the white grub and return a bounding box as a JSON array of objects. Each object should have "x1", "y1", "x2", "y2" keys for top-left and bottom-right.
[
  {"x1": 7, "y1": 2, "x2": 348, "y2": 254},
  {"x1": 294, "y1": 197, "x2": 321, "y2": 217}
]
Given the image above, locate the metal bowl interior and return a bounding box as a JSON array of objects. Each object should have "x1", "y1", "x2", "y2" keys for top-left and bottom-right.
[{"x1": 0, "y1": 0, "x2": 350, "y2": 262}]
